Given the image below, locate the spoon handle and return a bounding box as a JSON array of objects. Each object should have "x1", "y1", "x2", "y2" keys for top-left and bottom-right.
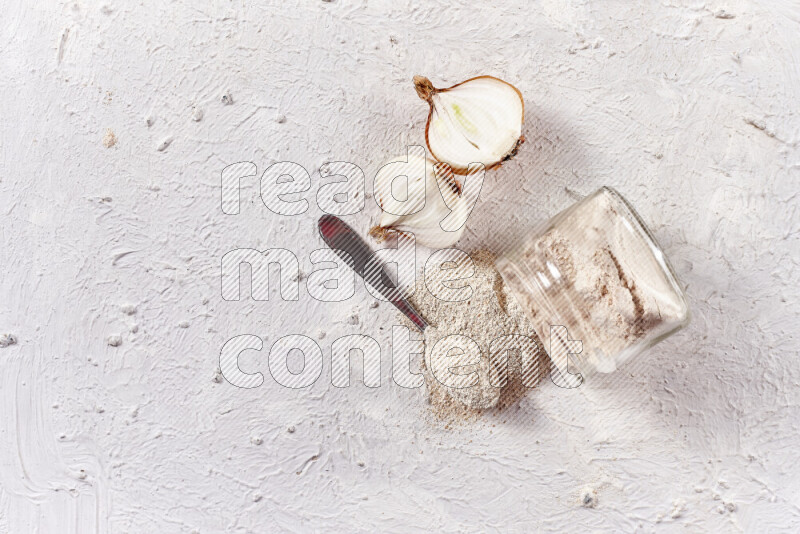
[{"x1": 318, "y1": 215, "x2": 428, "y2": 332}]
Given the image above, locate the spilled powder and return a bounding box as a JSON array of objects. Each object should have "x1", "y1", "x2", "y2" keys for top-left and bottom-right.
[
  {"x1": 405, "y1": 250, "x2": 547, "y2": 421},
  {"x1": 102, "y1": 128, "x2": 117, "y2": 148},
  {"x1": 580, "y1": 486, "x2": 598, "y2": 508},
  {"x1": 0, "y1": 333, "x2": 18, "y2": 348}
]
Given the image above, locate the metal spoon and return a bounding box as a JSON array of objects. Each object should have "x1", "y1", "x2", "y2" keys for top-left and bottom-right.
[{"x1": 317, "y1": 215, "x2": 428, "y2": 331}]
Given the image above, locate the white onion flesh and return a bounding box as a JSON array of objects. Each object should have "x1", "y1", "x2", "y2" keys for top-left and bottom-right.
[
  {"x1": 370, "y1": 151, "x2": 467, "y2": 248},
  {"x1": 416, "y1": 75, "x2": 524, "y2": 172}
]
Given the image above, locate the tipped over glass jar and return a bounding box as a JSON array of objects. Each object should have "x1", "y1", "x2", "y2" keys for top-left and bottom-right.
[{"x1": 496, "y1": 187, "x2": 690, "y2": 386}]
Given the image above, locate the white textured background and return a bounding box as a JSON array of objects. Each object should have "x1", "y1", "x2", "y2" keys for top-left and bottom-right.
[{"x1": 1, "y1": 0, "x2": 799, "y2": 532}]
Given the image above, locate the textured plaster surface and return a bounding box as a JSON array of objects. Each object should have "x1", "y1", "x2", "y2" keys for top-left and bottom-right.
[{"x1": 1, "y1": 0, "x2": 799, "y2": 532}]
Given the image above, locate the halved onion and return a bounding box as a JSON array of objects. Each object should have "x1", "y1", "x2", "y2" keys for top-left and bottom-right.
[{"x1": 414, "y1": 75, "x2": 525, "y2": 173}]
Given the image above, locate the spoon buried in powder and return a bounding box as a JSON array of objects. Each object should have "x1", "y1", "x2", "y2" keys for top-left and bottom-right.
[{"x1": 318, "y1": 215, "x2": 429, "y2": 332}]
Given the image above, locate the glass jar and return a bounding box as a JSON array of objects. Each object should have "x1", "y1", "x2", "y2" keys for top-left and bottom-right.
[{"x1": 496, "y1": 187, "x2": 690, "y2": 386}]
